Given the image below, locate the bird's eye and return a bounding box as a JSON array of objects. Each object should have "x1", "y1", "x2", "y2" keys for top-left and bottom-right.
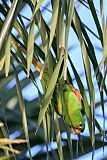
[{"x1": 79, "y1": 122, "x2": 83, "y2": 128}]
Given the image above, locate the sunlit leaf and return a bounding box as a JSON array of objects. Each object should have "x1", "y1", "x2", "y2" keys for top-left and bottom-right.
[
  {"x1": 101, "y1": 23, "x2": 107, "y2": 64},
  {"x1": 27, "y1": 19, "x2": 35, "y2": 77},
  {"x1": 0, "y1": 146, "x2": 20, "y2": 154},
  {"x1": 0, "y1": 154, "x2": 13, "y2": 160},
  {"x1": 64, "y1": 0, "x2": 74, "y2": 80},
  {"x1": 54, "y1": 112, "x2": 64, "y2": 160},
  {"x1": 87, "y1": 0, "x2": 103, "y2": 45},
  {"x1": 49, "y1": 1, "x2": 59, "y2": 50},
  {"x1": 35, "y1": 47, "x2": 64, "y2": 134},
  {"x1": 13, "y1": 63, "x2": 33, "y2": 160},
  {"x1": 0, "y1": 138, "x2": 28, "y2": 144},
  {"x1": 100, "y1": 0, "x2": 105, "y2": 30},
  {"x1": 33, "y1": 0, "x2": 44, "y2": 17},
  {"x1": 0, "y1": 56, "x2": 5, "y2": 71},
  {"x1": 5, "y1": 34, "x2": 11, "y2": 77},
  {"x1": 0, "y1": 0, "x2": 22, "y2": 53}
]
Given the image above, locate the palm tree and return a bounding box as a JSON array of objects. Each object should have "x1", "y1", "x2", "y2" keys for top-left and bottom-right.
[{"x1": 0, "y1": 0, "x2": 107, "y2": 159}]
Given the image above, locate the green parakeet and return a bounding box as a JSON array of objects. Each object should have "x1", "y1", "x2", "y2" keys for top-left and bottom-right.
[{"x1": 52, "y1": 81, "x2": 85, "y2": 134}]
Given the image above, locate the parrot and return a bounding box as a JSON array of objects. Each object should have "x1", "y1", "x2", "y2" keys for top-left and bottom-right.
[
  {"x1": 52, "y1": 81, "x2": 85, "y2": 135},
  {"x1": 34, "y1": 60, "x2": 85, "y2": 134},
  {"x1": 30, "y1": 56, "x2": 85, "y2": 134}
]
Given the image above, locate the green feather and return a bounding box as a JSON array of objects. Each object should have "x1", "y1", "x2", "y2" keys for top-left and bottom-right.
[
  {"x1": 51, "y1": 81, "x2": 85, "y2": 133},
  {"x1": 62, "y1": 82, "x2": 85, "y2": 132}
]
